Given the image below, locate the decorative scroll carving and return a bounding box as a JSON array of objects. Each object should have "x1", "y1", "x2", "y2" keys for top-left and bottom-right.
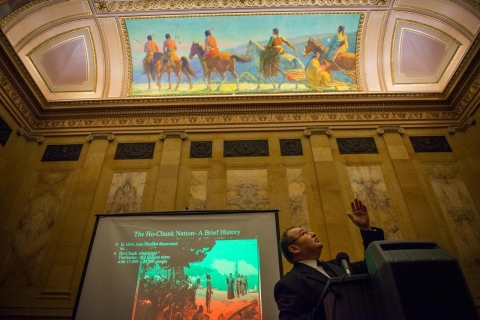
[
  {"x1": 17, "y1": 127, "x2": 44, "y2": 144},
  {"x1": 190, "y1": 141, "x2": 212, "y2": 158},
  {"x1": 41, "y1": 144, "x2": 83, "y2": 161},
  {"x1": 159, "y1": 131, "x2": 188, "y2": 140},
  {"x1": 409, "y1": 136, "x2": 452, "y2": 153},
  {"x1": 448, "y1": 117, "x2": 475, "y2": 133},
  {"x1": 280, "y1": 139, "x2": 303, "y2": 156},
  {"x1": 337, "y1": 138, "x2": 378, "y2": 154},
  {"x1": 377, "y1": 126, "x2": 405, "y2": 135},
  {"x1": 304, "y1": 127, "x2": 333, "y2": 136},
  {"x1": 102, "y1": 0, "x2": 389, "y2": 12},
  {"x1": 0, "y1": 116, "x2": 12, "y2": 146},
  {"x1": 224, "y1": 140, "x2": 269, "y2": 157},
  {"x1": 87, "y1": 132, "x2": 115, "y2": 141},
  {"x1": 114, "y1": 142, "x2": 155, "y2": 159}
]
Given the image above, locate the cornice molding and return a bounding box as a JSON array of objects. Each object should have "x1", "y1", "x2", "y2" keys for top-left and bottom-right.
[{"x1": 96, "y1": 0, "x2": 390, "y2": 13}]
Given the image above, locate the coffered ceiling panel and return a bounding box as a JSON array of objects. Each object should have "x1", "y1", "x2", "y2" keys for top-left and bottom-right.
[
  {"x1": 2, "y1": 0, "x2": 92, "y2": 49},
  {"x1": 395, "y1": 0, "x2": 480, "y2": 37},
  {"x1": 383, "y1": 10, "x2": 470, "y2": 93},
  {"x1": 28, "y1": 28, "x2": 95, "y2": 92},
  {"x1": 15, "y1": 19, "x2": 105, "y2": 101}
]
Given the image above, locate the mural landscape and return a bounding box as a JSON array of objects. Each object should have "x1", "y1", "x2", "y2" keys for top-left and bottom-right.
[{"x1": 123, "y1": 13, "x2": 362, "y2": 96}]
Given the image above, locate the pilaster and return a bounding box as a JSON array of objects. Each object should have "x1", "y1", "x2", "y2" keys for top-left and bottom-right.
[{"x1": 154, "y1": 131, "x2": 187, "y2": 211}]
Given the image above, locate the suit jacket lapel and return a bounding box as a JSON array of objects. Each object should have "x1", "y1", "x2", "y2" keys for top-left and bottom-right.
[{"x1": 294, "y1": 262, "x2": 330, "y2": 284}]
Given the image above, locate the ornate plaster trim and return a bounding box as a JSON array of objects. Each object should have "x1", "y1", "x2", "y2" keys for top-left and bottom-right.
[
  {"x1": 377, "y1": 126, "x2": 405, "y2": 135},
  {"x1": 97, "y1": 0, "x2": 389, "y2": 13},
  {"x1": 87, "y1": 132, "x2": 115, "y2": 141},
  {"x1": 304, "y1": 126, "x2": 332, "y2": 136},
  {"x1": 17, "y1": 127, "x2": 44, "y2": 143},
  {"x1": 448, "y1": 117, "x2": 475, "y2": 133},
  {"x1": 159, "y1": 130, "x2": 188, "y2": 140}
]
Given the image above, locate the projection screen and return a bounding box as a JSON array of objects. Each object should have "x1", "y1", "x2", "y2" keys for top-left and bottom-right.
[{"x1": 73, "y1": 210, "x2": 281, "y2": 320}]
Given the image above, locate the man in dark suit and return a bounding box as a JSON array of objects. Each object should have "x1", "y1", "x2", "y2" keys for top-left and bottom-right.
[{"x1": 274, "y1": 199, "x2": 384, "y2": 320}]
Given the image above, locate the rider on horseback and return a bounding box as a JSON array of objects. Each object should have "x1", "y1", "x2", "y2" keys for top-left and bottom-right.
[
  {"x1": 144, "y1": 35, "x2": 159, "y2": 76},
  {"x1": 163, "y1": 33, "x2": 178, "y2": 66},
  {"x1": 201, "y1": 30, "x2": 220, "y2": 75},
  {"x1": 326, "y1": 25, "x2": 348, "y2": 62},
  {"x1": 258, "y1": 28, "x2": 296, "y2": 77}
]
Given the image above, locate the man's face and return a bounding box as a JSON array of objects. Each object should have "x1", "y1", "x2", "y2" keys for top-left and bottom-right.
[{"x1": 287, "y1": 227, "x2": 323, "y2": 260}]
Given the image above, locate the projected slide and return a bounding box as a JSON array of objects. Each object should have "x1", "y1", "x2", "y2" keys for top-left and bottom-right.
[{"x1": 74, "y1": 211, "x2": 280, "y2": 320}]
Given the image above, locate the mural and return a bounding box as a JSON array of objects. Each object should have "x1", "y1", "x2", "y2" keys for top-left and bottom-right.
[{"x1": 123, "y1": 12, "x2": 362, "y2": 96}]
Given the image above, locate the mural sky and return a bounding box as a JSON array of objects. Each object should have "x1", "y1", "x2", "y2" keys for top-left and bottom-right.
[{"x1": 124, "y1": 12, "x2": 363, "y2": 95}]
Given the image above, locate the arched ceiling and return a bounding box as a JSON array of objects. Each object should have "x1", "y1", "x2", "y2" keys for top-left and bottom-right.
[{"x1": 0, "y1": 0, "x2": 479, "y2": 134}]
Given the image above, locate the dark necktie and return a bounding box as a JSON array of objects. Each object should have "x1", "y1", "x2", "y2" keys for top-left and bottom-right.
[{"x1": 316, "y1": 260, "x2": 332, "y2": 278}]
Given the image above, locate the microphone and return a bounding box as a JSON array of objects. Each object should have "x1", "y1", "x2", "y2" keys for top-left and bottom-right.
[{"x1": 336, "y1": 252, "x2": 351, "y2": 276}]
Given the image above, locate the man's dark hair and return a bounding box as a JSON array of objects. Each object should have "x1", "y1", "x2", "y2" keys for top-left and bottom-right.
[
  {"x1": 147, "y1": 35, "x2": 152, "y2": 40},
  {"x1": 273, "y1": 28, "x2": 279, "y2": 35},
  {"x1": 279, "y1": 227, "x2": 296, "y2": 264},
  {"x1": 205, "y1": 30, "x2": 211, "y2": 37},
  {"x1": 165, "y1": 33, "x2": 170, "y2": 39}
]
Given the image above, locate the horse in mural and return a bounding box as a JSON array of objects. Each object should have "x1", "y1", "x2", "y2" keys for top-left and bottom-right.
[
  {"x1": 149, "y1": 52, "x2": 196, "y2": 90},
  {"x1": 302, "y1": 36, "x2": 357, "y2": 83},
  {"x1": 244, "y1": 40, "x2": 306, "y2": 91},
  {"x1": 188, "y1": 42, "x2": 251, "y2": 91}
]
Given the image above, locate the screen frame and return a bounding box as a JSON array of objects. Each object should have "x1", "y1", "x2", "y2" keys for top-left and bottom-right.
[{"x1": 72, "y1": 209, "x2": 282, "y2": 319}]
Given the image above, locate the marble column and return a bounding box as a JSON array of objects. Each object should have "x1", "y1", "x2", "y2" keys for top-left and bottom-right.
[
  {"x1": 304, "y1": 127, "x2": 351, "y2": 259},
  {"x1": 62, "y1": 134, "x2": 113, "y2": 295},
  {"x1": 154, "y1": 131, "x2": 187, "y2": 211},
  {"x1": 377, "y1": 126, "x2": 428, "y2": 240}
]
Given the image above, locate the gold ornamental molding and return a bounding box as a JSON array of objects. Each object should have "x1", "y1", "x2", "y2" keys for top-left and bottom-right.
[{"x1": 96, "y1": 0, "x2": 389, "y2": 13}]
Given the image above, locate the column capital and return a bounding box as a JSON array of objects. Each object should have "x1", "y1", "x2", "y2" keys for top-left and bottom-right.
[
  {"x1": 304, "y1": 126, "x2": 332, "y2": 137},
  {"x1": 377, "y1": 126, "x2": 405, "y2": 135},
  {"x1": 159, "y1": 130, "x2": 188, "y2": 140},
  {"x1": 448, "y1": 117, "x2": 475, "y2": 133},
  {"x1": 17, "y1": 127, "x2": 44, "y2": 143},
  {"x1": 87, "y1": 132, "x2": 115, "y2": 141}
]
